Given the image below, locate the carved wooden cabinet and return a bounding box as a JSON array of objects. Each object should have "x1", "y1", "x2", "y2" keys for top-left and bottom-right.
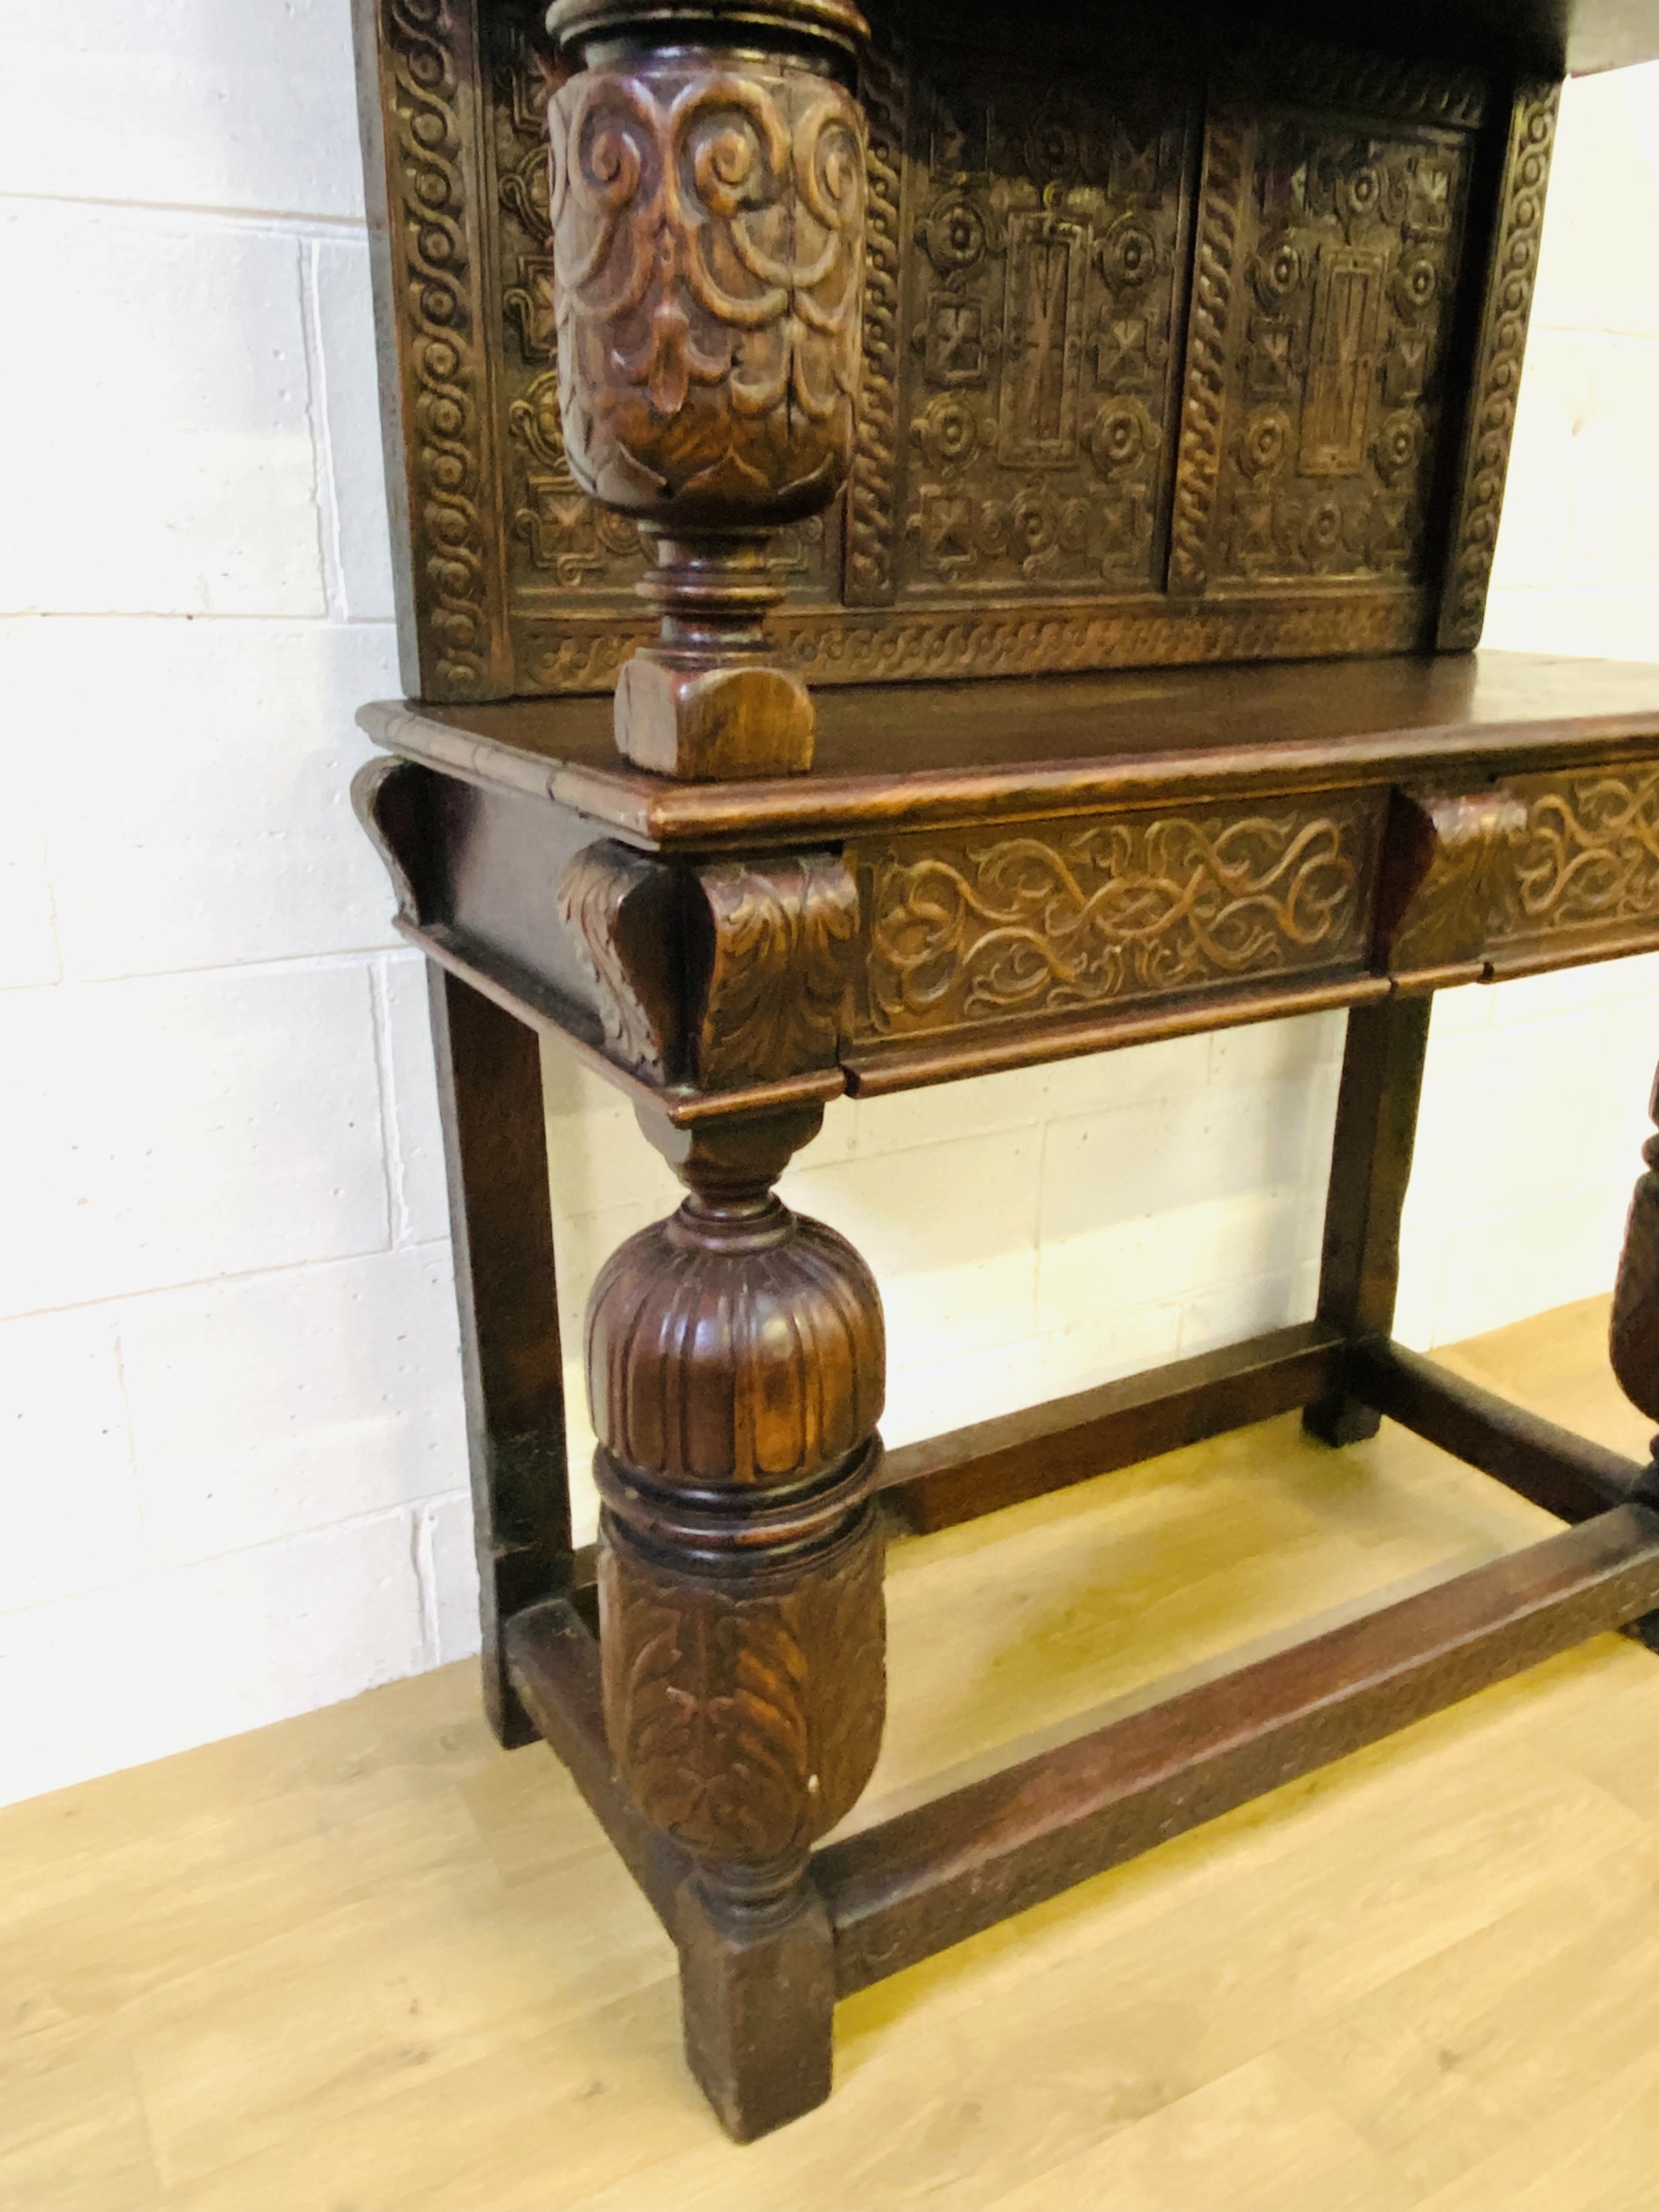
[{"x1": 351, "y1": 0, "x2": 1659, "y2": 2144}]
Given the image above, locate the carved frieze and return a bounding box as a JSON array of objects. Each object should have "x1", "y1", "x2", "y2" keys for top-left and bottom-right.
[
  {"x1": 861, "y1": 797, "x2": 1379, "y2": 1036},
  {"x1": 1489, "y1": 766, "x2": 1659, "y2": 953}
]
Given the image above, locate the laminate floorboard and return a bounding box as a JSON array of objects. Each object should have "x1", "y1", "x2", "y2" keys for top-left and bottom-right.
[{"x1": 6, "y1": 1296, "x2": 1659, "y2": 2211}]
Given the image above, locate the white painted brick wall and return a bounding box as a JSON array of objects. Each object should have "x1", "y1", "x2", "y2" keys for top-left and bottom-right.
[{"x1": 1, "y1": 33, "x2": 1656, "y2": 1806}]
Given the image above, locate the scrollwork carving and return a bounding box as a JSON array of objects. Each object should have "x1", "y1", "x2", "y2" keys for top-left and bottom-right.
[
  {"x1": 1491, "y1": 767, "x2": 1659, "y2": 947},
  {"x1": 556, "y1": 839, "x2": 681, "y2": 1078},
  {"x1": 864, "y1": 800, "x2": 1375, "y2": 1034},
  {"x1": 382, "y1": 0, "x2": 495, "y2": 692},
  {"x1": 1438, "y1": 82, "x2": 1559, "y2": 649},
  {"x1": 600, "y1": 1513, "x2": 885, "y2": 1870},
  {"x1": 546, "y1": 61, "x2": 866, "y2": 518}
]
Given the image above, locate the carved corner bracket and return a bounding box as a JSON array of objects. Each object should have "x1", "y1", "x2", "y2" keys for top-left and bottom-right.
[
  {"x1": 1374, "y1": 785, "x2": 1530, "y2": 984},
  {"x1": 558, "y1": 841, "x2": 861, "y2": 1093}
]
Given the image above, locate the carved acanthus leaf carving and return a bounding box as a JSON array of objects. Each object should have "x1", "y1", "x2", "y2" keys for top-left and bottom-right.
[
  {"x1": 1376, "y1": 786, "x2": 1530, "y2": 978},
  {"x1": 600, "y1": 1513, "x2": 886, "y2": 1867},
  {"x1": 692, "y1": 855, "x2": 861, "y2": 1086},
  {"x1": 864, "y1": 802, "x2": 1375, "y2": 1034},
  {"x1": 1438, "y1": 82, "x2": 1559, "y2": 648},
  {"x1": 556, "y1": 840, "x2": 681, "y2": 1079}
]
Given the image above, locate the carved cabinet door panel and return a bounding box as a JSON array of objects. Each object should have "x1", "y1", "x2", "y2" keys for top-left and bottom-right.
[{"x1": 1168, "y1": 57, "x2": 1487, "y2": 605}]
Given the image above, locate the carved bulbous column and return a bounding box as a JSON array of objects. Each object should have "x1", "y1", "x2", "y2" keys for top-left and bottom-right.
[
  {"x1": 544, "y1": 0, "x2": 869, "y2": 780},
  {"x1": 1612, "y1": 1063, "x2": 1659, "y2": 1448},
  {"x1": 588, "y1": 1103, "x2": 887, "y2": 1915}
]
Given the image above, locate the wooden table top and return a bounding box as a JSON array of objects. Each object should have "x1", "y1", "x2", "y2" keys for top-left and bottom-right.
[{"x1": 364, "y1": 651, "x2": 1659, "y2": 853}]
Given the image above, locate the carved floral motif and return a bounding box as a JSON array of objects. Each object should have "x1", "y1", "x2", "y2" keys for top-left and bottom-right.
[{"x1": 865, "y1": 802, "x2": 1375, "y2": 1033}]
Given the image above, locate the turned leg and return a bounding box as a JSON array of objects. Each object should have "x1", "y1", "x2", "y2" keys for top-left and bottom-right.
[
  {"x1": 587, "y1": 1102, "x2": 885, "y2": 2140},
  {"x1": 427, "y1": 969, "x2": 572, "y2": 1746},
  {"x1": 1612, "y1": 1063, "x2": 1659, "y2": 1650},
  {"x1": 1304, "y1": 994, "x2": 1435, "y2": 1447}
]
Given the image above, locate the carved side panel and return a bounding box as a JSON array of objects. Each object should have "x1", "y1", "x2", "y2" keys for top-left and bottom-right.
[
  {"x1": 860, "y1": 795, "x2": 1379, "y2": 1037},
  {"x1": 1438, "y1": 82, "x2": 1560, "y2": 650},
  {"x1": 1177, "y1": 89, "x2": 1478, "y2": 594},
  {"x1": 600, "y1": 1511, "x2": 885, "y2": 1867},
  {"x1": 373, "y1": 0, "x2": 507, "y2": 695},
  {"x1": 890, "y1": 55, "x2": 1197, "y2": 600}
]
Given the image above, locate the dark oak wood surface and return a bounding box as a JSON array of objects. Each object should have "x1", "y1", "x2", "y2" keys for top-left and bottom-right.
[
  {"x1": 883, "y1": 1321, "x2": 1342, "y2": 1532},
  {"x1": 815, "y1": 1502, "x2": 1659, "y2": 1994},
  {"x1": 364, "y1": 652, "x2": 1659, "y2": 849},
  {"x1": 427, "y1": 969, "x2": 571, "y2": 1747},
  {"x1": 349, "y1": 0, "x2": 1659, "y2": 2142}
]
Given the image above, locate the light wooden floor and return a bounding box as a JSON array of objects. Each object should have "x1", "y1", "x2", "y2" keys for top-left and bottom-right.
[{"x1": 10, "y1": 1297, "x2": 1659, "y2": 2212}]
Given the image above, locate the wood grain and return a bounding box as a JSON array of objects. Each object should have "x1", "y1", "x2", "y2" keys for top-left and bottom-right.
[{"x1": 14, "y1": 1300, "x2": 1659, "y2": 2209}]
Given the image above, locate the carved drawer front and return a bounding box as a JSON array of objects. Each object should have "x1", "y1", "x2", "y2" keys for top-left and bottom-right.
[
  {"x1": 855, "y1": 793, "x2": 1383, "y2": 1041},
  {"x1": 1387, "y1": 764, "x2": 1659, "y2": 981}
]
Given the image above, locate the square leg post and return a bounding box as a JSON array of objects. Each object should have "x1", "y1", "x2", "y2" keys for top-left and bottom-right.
[
  {"x1": 428, "y1": 966, "x2": 573, "y2": 1747},
  {"x1": 1304, "y1": 992, "x2": 1435, "y2": 1447}
]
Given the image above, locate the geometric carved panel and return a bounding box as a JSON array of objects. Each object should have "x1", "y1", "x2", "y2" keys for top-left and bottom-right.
[
  {"x1": 1190, "y1": 105, "x2": 1476, "y2": 590},
  {"x1": 887, "y1": 53, "x2": 1198, "y2": 600},
  {"x1": 859, "y1": 792, "x2": 1381, "y2": 1037}
]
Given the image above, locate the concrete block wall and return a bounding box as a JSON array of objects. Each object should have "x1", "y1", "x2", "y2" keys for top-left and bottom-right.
[{"x1": 1, "y1": 24, "x2": 1656, "y2": 1805}]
